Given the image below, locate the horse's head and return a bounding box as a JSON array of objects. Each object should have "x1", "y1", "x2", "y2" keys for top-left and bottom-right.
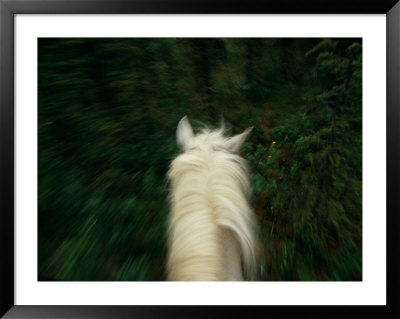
[
  {"x1": 169, "y1": 116, "x2": 258, "y2": 281},
  {"x1": 176, "y1": 116, "x2": 253, "y2": 153}
]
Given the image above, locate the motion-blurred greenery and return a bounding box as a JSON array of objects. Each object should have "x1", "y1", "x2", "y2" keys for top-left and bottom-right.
[{"x1": 38, "y1": 38, "x2": 362, "y2": 281}]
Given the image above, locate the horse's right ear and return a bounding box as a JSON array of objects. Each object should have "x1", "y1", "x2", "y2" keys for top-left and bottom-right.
[{"x1": 176, "y1": 116, "x2": 194, "y2": 151}]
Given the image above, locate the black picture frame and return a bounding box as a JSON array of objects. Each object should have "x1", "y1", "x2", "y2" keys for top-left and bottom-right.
[{"x1": 1, "y1": 0, "x2": 399, "y2": 318}]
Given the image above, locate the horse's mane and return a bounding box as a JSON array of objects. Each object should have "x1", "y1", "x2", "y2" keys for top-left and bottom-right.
[{"x1": 167, "y1": 118, "x2": 258, "y2": 280}]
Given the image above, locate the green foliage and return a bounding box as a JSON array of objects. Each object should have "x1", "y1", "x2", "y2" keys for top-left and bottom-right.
[
  {"x1": 250, "y1": 39, "x2": 362, "y2": 280},
  {"x1": 39, "y1": 38, "x2": 361, "y2": 281}
]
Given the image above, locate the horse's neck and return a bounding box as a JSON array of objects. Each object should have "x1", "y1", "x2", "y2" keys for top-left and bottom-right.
[{"x1": 221, "y1": 228, "x2": 243, "y2": 281}]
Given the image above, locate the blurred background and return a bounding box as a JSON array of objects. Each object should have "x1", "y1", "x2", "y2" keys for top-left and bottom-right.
[{"x1": 38, "y1": 38, "x2": 362, "y2": 281}]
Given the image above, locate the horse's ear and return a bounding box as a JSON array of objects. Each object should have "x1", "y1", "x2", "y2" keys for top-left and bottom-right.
[
  {"x1": 226, "y1": 126, "x2": 253, "y2": 153},
  {"x1": 177, "y1": 116, "x2": 194, "y2": 151}
]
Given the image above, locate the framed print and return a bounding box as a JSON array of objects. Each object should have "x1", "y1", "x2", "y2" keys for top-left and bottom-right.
[{"x1": 1, "y1": 0, "x2": 399, "y2": 318}]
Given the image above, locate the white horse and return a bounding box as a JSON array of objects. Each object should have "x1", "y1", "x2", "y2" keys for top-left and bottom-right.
[{"x1": 167, "y1": 116, "x2": 258, "y2": 281}]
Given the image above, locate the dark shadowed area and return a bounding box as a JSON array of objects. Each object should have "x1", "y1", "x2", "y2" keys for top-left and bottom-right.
[{"x1": 38, "y1": 38, "x2": 362, "y2": 281}]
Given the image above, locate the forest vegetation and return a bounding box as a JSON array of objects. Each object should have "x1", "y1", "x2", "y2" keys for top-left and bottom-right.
[{"x1": 38, "y1": 38, "x2": 362, "y2": 281}]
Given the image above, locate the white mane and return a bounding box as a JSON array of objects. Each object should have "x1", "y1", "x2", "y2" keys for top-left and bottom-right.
[{"x1": 167, "y1": 116, "x2": 258, "y2": 281}]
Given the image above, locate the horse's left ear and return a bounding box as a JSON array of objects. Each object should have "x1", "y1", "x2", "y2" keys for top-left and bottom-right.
[
  {"x1": 226, "y1": 126, "x2": 253, "y2": 153},
  {"x1": 176, "y1": 116, "x2": 194, "y2": 151}
]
